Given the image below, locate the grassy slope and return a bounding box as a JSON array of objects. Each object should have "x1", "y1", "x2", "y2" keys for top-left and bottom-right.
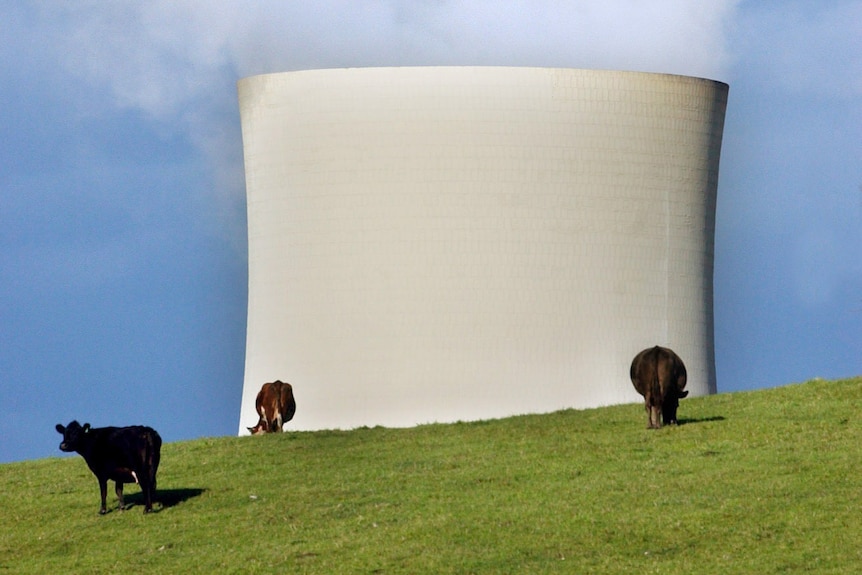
[{"x1": 1, "y1": 377, "x2": 860, "y2": 574}]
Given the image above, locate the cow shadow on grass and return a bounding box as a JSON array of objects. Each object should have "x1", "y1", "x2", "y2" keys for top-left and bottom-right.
[
  {"x1": 123, "y1": 488, "x2": 206, "y2": 512},
  {"x1": 676, "y1": 415, "x2": 726, "y2": 426}
]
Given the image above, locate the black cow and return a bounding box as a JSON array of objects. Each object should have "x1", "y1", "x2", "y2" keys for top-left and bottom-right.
[
  {"x1": 629, "y1": 346, "x2": 689, "y2": 429},
  {"x1": 56, "y1": 420, "x2": 161, "y2": 514}
]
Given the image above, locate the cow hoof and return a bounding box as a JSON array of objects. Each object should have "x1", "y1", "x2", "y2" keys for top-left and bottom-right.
[{"x1": 99, "y1": 509, "x2": 108, "y2": 515}]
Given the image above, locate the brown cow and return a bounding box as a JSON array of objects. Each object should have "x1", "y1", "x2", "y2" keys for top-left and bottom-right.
[
  {"x1": 247, "y1": 380, "x2": 296, "y2": 435},
  {"x1": 629, "y1": 346, "x2": 688, "y2": 429}
]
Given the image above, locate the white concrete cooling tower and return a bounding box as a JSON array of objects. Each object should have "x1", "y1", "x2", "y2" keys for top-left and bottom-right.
[{"x1": 237, "y1": 67, "x2": 728, "y2": 433}]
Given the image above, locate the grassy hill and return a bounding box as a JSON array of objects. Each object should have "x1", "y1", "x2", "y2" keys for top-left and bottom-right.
[{"x1": 2, "y1": 377, "x2": 860, "y2": 574}]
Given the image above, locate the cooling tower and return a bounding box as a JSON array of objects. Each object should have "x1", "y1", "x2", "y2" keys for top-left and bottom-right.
[{"x1": 237, "y1": 67, "x2": 728, "y2": 433}]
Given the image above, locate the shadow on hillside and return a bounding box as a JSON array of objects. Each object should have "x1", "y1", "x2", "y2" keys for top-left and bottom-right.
[
  {"x1": 125, "y1": 488, "x2": 206, "y2": 512},
  {"x1": 677, "y1": 415, "x2": 725, "y2": 426}
]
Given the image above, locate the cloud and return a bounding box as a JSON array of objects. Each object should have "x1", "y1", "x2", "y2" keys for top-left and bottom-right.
[
  {"x1": 732, "y1": 1, "x2": 862, "y2": 99},
  {"x1": 24, "y1": 1, "x2": 740, "y2": 249},
  {"x1": 39, "y1": 1, "x2": 740, "y2": 122}
]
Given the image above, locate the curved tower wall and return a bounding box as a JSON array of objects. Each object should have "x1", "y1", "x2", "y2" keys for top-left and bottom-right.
[{"x1": 237, "y1": 67, "x2": 728, "y2": 433}]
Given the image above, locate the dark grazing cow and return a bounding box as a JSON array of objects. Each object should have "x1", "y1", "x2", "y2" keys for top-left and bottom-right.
[
  {"x1": 55, "y1": 420, "x2": 161, "y2": 514},
  {"x1": 247, "y1": 380, "x2": 296, "y2": 435},
  {"x1": 630, "y1": 346, "x2": 689, "y2": 429}
]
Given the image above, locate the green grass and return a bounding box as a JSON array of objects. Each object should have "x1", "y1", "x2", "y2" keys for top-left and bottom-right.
[{"x1": 2, "y1": 377, "x2": 860, "y2": 573}]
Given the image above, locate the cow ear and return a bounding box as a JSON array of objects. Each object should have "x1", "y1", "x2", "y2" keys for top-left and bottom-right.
[
  {"x1": 83, "y1": 423, "x2": 91, "y2": 433},
  {"x1": 56, "y1": 424, "x2": 65, "y2": 434}
]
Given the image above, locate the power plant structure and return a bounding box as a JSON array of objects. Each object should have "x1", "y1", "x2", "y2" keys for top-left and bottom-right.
[{"x1": 236, "y1": 67, "x2": 728, "y2": 433}]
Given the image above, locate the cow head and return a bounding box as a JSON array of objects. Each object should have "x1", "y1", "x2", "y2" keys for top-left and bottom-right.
[
  {"x1": 247, "y1": 419, "x2": 268, "y2": 435},
  {"x1": 55, "y1": 420, "x2": 90, "y2": 452}
]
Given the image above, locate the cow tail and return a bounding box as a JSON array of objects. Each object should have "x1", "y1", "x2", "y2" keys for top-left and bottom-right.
[
  {"x1": 148, "y1": 431, "x2": 162, "y2": 490},
  {"x1": 650, "y1": 361, "x2": 662, "y2": 408}
]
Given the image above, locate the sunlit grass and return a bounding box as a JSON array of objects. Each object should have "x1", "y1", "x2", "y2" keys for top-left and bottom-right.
[{"x1": 1, "y1": 377, "x2": 860, "y2": 573}]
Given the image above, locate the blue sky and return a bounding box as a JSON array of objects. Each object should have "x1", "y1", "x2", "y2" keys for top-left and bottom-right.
[{"x1": 1, "y1": 1, "x2": 860, "y2": 463}]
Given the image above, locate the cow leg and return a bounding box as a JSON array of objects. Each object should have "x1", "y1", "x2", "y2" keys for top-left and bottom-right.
[
  {"x1": 98, "y1": 478, "x2": 109, "y2": 514},
  {"x1": 139, "y1": 477, "x2": 152, "y2": 513},
  {"x1": 141, "y1": 447, "x2": 160, "y2": 513},
  {"x1": 148, "y1": 476, "x2": 158, "y2": 513},
  {"x1": 115, "y1": 481, "x2": 126, "y2": 510},
  {"x1": 662, "y1": 397, "x2": 680, "y2": 426},
  {"x1": 139, "y1": 467, "x2": 157, "y2": 513},
  {"x1": 644, "y1": 395, "x2": 662, "y2": 429},
  {"x1": 647, "y1": 402, "x2": 662, "y2": 429},
  {"x1": 266, "y1": 407, "x2": 282, "y2": 433},
  {"x1": 150, "y1": 450, "x2": 160, "y2": 511}
]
